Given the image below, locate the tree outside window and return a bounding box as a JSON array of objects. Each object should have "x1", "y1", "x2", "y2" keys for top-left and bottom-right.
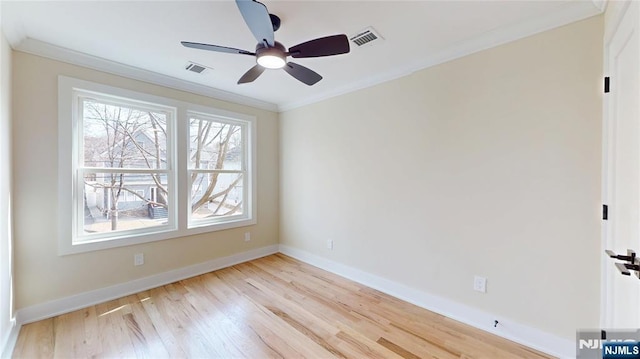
[
  {"x1": 81, "y1": 98, "x2": 170, "y2": 234},
  {"x1": 188, "y1": 114, "x2": 247, "y2": 226}
]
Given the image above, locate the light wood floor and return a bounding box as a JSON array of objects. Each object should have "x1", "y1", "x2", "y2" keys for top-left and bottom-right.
[{"x1": 13, "y1": 254, "x2": 553, "y2": 358}]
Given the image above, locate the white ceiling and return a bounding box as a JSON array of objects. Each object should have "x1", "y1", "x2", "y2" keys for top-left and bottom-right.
[{"x1": 1, "y1": 0, "x2": 604, "y2": 111}]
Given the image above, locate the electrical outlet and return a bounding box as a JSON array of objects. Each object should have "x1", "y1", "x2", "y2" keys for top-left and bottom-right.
[
  {"x1": 327, "y1": 239, "x2": 334, "y2": 250},
  {"x1": 473, "y1": 276, "x2": 487, "y2": 293},
  {"x1": 244, "y1": 232, "x2": 251, "y2": 242},
  {"x1": 134, "y1": 253, "x2": 144, "y2": 266}
]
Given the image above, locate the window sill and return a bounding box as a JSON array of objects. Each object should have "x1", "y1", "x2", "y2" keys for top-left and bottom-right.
[{"x1": 60, "y1": 217, "x2": 257, "y2": 255}]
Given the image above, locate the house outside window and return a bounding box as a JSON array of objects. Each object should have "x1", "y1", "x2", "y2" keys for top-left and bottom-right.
[{"x1": 58, "y1": 76, "x2": 256, "y2": 254}]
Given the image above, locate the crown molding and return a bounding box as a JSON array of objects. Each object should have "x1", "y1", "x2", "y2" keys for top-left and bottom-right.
[
  {"x1": 592, "y1": 0, "x2": 608, "y2": 13},
  {"x1": 603, "y1": 0, "x2": 629, "y2": 44},
  {"x1": 13, "y1": 38, "x2": 279, "y2": 112},
  {"x1": 278, "y1": 0, "x2": 605, "y2": 112},
  {"x1": 8, "y1": 0, "x2": 604, "y2": 114}
]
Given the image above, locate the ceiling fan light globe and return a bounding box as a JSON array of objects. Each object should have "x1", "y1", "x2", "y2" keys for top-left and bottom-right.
[{"x1": 257, "y1": 54, "x2": 286, "y2": 69}]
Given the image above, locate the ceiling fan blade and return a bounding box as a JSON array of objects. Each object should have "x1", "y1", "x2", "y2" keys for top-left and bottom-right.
[
  {"x1": 283, "y1": 62, "x2": 322, "y2": 86},
  {"x1": 181, "y1": 41, "x2": 255, "y2": 56},
  {"x1": 288, "y1": 34, "x2": 350, "y2": 58},
  {"x1": 238, "y1": 64, "x2": 265, "y2": 84},
  {"x1": 235, "y1": 0, "x2": 275, "y2": 47}
]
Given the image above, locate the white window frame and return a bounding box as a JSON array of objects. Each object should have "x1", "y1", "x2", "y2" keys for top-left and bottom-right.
[
  {"x1": 187, "y1": 111, "x2": 250, "y2": 229},
  {"x1": 74, "y1": 92, "x2": 177, "y2": 244},
  {"x1": 58, "y1": 76, "x2": 257, "y2": 255}
]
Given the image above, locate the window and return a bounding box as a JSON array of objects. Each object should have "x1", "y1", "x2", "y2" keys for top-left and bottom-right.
[
  {"x1": 188, "y1": 113, "x2": 247, "y2": 227},
  {"x1": 59, "y1": 76, "x2": 256, "y2": 254},
  {"x1": 79, "y1": 96, "x2": 174, "y2": 240}
]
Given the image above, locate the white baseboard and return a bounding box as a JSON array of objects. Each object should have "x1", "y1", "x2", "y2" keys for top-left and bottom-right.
[
  {"x1": 9, "y1": 244, "x2": 574, "y2": 357},
  {"x1": 15, "y1": 244, "x2": 279, "y2": 326},
  {"x1": 0, "y1": 319, "x2": 19, "y2": 359},
  {"x1": 278, "y1": 244, "x2": 575, "y2": 358}
]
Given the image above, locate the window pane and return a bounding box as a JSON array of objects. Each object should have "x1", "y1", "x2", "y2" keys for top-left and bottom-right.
[
  {"x1": 83, "y1": 172, "x2": 169, "y2": 235},
  {"x1": 189, "y1": 117, "x2": 242, "y2": 170},
  {"x1": 190, "y1": 172, "x2": 243, "y2": 220},
  {"x1": 83, "y1": 99, "x2": 168, "y2": 169}
]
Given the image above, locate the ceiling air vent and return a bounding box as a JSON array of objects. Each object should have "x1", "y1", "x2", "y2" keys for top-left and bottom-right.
[
  {"x1": 185, "y1": 62, "x2": 210, "y2": 74},
  {"x1": 349, "y1": 27, "x2": 383, "y2": 47}
]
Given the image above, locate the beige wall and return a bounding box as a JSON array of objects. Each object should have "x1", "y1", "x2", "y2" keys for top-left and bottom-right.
[
  {"x1": 280, "y1": 16, "x2": 603, "y2": 340},
  {"x1": 0, "y1": 26, "x2": 14, "y2": 353},
  {"x1": 11, "y1": 52, "x2": 279, "y2": 309}
]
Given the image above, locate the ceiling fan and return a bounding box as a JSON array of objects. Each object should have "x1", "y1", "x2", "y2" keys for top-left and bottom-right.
[{"x1": 181, "y1": 0, "x2": 350, "y2": 86}]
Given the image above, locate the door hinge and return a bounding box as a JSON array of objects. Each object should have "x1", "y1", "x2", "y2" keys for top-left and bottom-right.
[
  {"x1": 604, "y1": 77, "x2": 610, "y2": 93},
  {"x1": 603, "y1": 204, "x2": 608, "y2": 220}
]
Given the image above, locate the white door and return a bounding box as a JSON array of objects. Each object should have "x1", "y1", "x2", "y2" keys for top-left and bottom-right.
[{"x1": 603, "y1": 0, "x2": 640, "y2": 329}]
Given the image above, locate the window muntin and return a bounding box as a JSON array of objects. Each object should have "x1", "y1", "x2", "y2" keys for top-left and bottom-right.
[{"x1": 188, "y1": 114, "x2": 248, "y2": 226}]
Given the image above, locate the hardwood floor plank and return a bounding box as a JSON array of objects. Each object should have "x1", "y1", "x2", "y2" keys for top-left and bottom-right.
[
  {"x1": 52, "y1": 309, "x2": 88, "y2": 358},
  {"x1": 13, "y1": 319, "x2": 54, "y2": 358},
  {"x1": 145, "y1": 285, "x2": 221, "y2": 357},
  {"x1": 80, "y1": 305, "x2": 103, "y2": 358},
  {"x1": 180, "y1": 276, "x2": 282, "y2": 359},
  {"x1": 334, "y1": 328, "x2": 403, "y2": 359},
  {"x1": 135, "y1": 291, "x2": 189, "y2": 357},
  {"x1": 12, "y1": 254, "x2": 554, "y2": 359},
  {"x1": 223, "y1": 270, "x2": 347, "y2": 357},
  {"x1": 377, "y1": 337, "x2": 421, "y2": 359},
  {"x1": 119, "y1": 294, "x2": 171, "y2": 358},
  {"x1": 199, "y1": 271, "x2": 314, "y2": 358},
  {"x1": 95, "y1": 298, "x2": 137, "y2": 358},
  {"x1": 215, "y1": 268, "x2": 337, "y2": 358}
]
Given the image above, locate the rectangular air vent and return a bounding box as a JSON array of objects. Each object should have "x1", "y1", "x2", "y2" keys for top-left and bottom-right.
[
  {"x1": 185, "y1": 62, "x2": 209, "y2": 74},
  {"x1": 349, "y1": 27, "x2": 383, "y2": 47}
]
